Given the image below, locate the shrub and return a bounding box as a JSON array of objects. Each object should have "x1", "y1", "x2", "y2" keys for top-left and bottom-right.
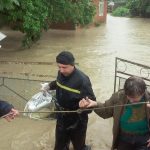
[
  {"x1": 112, "y1": 6, "x2": 130, "y2": 17},
  {"x1": 0, "y1": 0, "x2": 96, "y2": 48}
]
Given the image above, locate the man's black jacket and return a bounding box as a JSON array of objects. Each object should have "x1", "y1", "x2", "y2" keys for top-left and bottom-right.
[{"x1": 49, "y1": 67, "x2": 96, "y2": 110}]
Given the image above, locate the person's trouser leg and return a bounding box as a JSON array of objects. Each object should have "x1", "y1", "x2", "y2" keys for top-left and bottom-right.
[
  {"x1": 117, "y1": 133, "x2": 150, "y2": 150},
  {"x1": 54, "y1": 121, "x2": 70, "y2": 150},
  {"x1": 135, "y1": 133, "x2": 150, "y2": 150},
  {"x1": 70, "y1": 119, "x2": 88, "y2": 150},
  {"x1": 117, "y1": 140, "x2": 135, "y2": 150},
  {"x1": 136, "y1": 145, "x2": 150, "y2": 150}
]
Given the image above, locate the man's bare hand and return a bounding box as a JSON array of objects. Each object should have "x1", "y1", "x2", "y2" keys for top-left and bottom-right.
[
  {"x1": 4, "y1": 108, "x2": 19, "y2": 122},
  {"x1": 79, "y1": 98, "x2": 97, "y2": 108}
]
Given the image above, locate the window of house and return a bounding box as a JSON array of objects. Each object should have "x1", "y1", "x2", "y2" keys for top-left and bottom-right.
[{"x1": 99, "y1": 0, "x2": 104, "y2": 16}]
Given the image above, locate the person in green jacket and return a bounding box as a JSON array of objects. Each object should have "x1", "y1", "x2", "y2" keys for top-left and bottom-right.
[{"x1": 79, "y1": 76, "x2": 150, "y2": 150}]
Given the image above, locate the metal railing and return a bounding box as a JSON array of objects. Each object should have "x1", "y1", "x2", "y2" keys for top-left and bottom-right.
[
  {"x1": 114, "y1": 57, "x2": 150, "y2": 92},
  {"x1": 0, "y1": 60, "x2": 56, "y2": 102}
]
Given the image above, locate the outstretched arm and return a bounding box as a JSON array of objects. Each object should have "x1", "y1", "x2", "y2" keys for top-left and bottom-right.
[{"x1": 0, "y1": 100, "x2": 19, "y2": 122}]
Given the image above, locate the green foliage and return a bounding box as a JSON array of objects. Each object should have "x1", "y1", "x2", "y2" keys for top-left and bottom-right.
[
  {"x1": 0, "y1": 0, "x2": 96, "y2": 48},
  {"x1": 0, "y1": 0, "x2": 19, "y2": 11},
  {"x1": 112, "y1": 6, "x2": 130, "y2": 17},
  {"x1": 126, "y1": 0, "x2": 150, "y2": 17},
  {"x1": 146, "y1": 6, "x2": 150, "y2": 14},
  {"x1": 22, "y1": 0, "x2": 49, "y2": 47},
  {"x1": 48, "y1": 0, "x2": 95, "y2": 25},
  {"x1": 0, "y1": 0, "x2": 20, "y2": 27},
  {"x1": 108, "y1": 0, "x2": 126, "y2": 2},
  {"x1": 6, "y1": 0, "x2": 49, "y2": 48}
]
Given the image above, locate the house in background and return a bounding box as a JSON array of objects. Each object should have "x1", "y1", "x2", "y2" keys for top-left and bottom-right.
[
  {"x1": 50, "y1": 0, "x2": 107, "y2": 30},
  {"x1": 93, "y1": 0, "x2": 107, "y2": 23}
]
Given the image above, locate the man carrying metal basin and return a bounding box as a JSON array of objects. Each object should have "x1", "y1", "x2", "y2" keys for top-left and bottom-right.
[{"x1": 42, "y1": 51, "x2": 96, "y2": 150}]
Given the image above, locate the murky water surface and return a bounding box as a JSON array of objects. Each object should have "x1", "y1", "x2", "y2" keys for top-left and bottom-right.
[{"x1": 0, "y1": 15, "x2": 150, "y2": 150}]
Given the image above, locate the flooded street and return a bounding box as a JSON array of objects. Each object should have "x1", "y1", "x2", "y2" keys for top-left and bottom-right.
[{"x1": 0, "y1": 15, "x2": 150, "y2": 150}]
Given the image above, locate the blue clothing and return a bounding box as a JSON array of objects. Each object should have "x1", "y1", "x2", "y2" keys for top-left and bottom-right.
[{"x1": 0, "y1": 100, "x2": 13, "y2": 117}]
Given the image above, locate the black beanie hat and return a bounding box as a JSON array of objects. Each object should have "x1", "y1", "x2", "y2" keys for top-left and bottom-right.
[{"x1": 56, "y1": 51, "x2": 75, "y2": 65}]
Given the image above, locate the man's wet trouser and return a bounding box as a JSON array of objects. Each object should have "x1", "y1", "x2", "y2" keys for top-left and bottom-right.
[
  {"x1": 54, "y1": 113, "x2": 88, "y2": 150},
  {"x1": 117, "y1": 132, "x2": 150, "y2": 150}
]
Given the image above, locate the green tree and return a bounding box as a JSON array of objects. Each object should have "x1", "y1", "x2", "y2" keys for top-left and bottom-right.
[
  {"x1": 0, "y1": 0, "x2": 19, "y2": 10},
  {"x1": 127, "y1": 0, "x2": 150, "y2": 17},
  {"x1": 0, "y1": 0, "x2": 96, "y2": 48}
]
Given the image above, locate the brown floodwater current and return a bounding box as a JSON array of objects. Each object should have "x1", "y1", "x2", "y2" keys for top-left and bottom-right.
[{"x1": 0, "y1": 15, "x2": 150, "y2": 150}]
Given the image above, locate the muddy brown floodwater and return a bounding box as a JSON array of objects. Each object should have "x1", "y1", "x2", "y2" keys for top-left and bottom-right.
[{"x1": 0, "y1": 15, "x2": 150, "y2": 150}]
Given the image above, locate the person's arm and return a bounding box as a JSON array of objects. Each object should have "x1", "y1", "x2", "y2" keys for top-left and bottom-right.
[
  {"x1": 82, "y1": 76, "x2": 96, "y2": 101},
  {"x1": 94, "y1": 92, "x2": 121, "y2": 119},
  {"x1": 94, "y1": 99, "x2": 114, "y2": 119},
  {"x1": 147, "y1": 139, "x2": 150, "y2": 147},
  {"x1": 41, "y1": 80, "x2": 57, "y2": 91},
  {"x1": 79, "y1": 92, "x2": 120, "y2": 119},
  {"x1": 80, "y1": 76, "x2": 96, "y2": 114},
  {"x1": 0, "y1": 100, "x2": 19, "y2": 121},
  {"x1": 49, "y1": 80, "x2": 57, "y2": 90},
  {"x1": 0, "y1": 100, "x2": 13, "y2": 117}
]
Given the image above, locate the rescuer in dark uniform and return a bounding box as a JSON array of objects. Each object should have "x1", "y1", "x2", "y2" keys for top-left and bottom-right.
[{"x1": 42, "y1": 51, "x2": 96, "y2": 150}]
